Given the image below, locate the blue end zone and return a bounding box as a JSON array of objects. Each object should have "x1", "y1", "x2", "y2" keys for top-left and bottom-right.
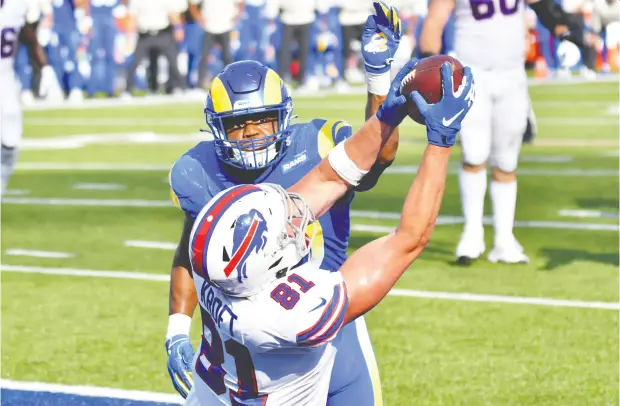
[{"x1": 0, "y1": 389, "x2": 180, "y2": 406}]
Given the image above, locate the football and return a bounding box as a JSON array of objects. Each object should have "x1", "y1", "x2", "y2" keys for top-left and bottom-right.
[{"x1": 400, "y1": 55, "x2": 465, "y2": 125}]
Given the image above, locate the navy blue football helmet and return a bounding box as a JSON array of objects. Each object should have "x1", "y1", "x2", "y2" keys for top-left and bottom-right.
[{"x1": 204, "y1": 61, "x2": 293, "y2": 170}]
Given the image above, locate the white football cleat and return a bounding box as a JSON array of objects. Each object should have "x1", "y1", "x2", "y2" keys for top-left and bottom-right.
[
  {"x1": 68, "y1": 89, "x2": 84, "y2": 103},
  {"x1": 487, "y1": 238, "x2": 530, "y2": 264},
  {"x1": 20, "y1": 90, "x2": 35, "y2": 106},
  {"x1": 455, "y1": 231, "x2": 485, "y2": 266}
]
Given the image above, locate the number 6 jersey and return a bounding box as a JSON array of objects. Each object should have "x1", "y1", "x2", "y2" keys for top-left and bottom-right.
[{"x1": 187, "y1": 262, "x2": 348, "y2": 406}]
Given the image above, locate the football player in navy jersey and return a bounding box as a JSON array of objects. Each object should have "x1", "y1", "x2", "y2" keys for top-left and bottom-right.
[{"x1": 165, "y1": 3, "x2": 405, "y2": 404}]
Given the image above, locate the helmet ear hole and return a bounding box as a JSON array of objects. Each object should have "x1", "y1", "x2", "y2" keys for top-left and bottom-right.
[{"x1": 275, "y1": 268, "x2": 288, "y2": 279}]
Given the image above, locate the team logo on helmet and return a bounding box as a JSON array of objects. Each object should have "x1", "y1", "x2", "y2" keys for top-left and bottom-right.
[{"x1": 223, "y1": 209, "x2": 268, "y2": 283}]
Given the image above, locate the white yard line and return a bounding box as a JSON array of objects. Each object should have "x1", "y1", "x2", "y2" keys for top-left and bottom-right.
[
  {"x1": 0, "y1": 379, "x2": 182, "y2": 404},
  {"x1": 14, "y1": 162, "x2": 619, "y2": 176},
  {"x1": 4, "y1": 249, "x2": 74, "y2": 258},
  {"x1": 558, "y1": 209, "x2": 619, "y2": 219},
  {"x1": 20, "y1": 132, "x2": 207, "y2": 150},
  {"x1": 519, "y1": 155, "x2": 573, "y2": 163},
  {"x1": 536, "y1": 118, "x2": 617, "y2": 126},
  {"x1": 384, "y1": 166, "x2": 618, "y2": 176},
  {"x1": 1, "y1": 197, "x2": 172, "y2": 207},
  {"x1": 124, "y1": 240, "x2": 178, "y2": 250},
  {"x1": 24, "y1": 118, "x2": 202, "y2": 127},
  {"x1": 17, "y1": 162, "x2": 171, "y2": 171},
  {"x1": 2, "y1": 197, "x2": 616, "y2": 231},
  {"x1": 1, "y1": 264, "x2": 169, "y2": 282},
  {"x1": 352, "y1": 218, "x2": 618, "y2": 232},
  {"x1": 72, "y1": 183, "x2": 126, "y2": 191},
  {"x1": 21, "y1": 76, "x2": 619, "y2": 111},
  {"x1": 2, "y1": 264, "x2": 617, "y2": 310},
  {"x1": 3, "y1": 189, "x2": 30, "y2": 196},
  {"x1": 531, "y1": 139, "x2": 618, "y2": 147}
]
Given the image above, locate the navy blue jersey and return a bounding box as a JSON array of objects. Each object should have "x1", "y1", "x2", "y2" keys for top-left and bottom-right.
[{"x1": 170, "y1": 119, "x2": 354, "y2": 272}]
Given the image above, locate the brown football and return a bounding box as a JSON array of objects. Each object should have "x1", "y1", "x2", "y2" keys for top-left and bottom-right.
[{"x1": 400, "y1": 55, "x2": 465, "y2": 125}]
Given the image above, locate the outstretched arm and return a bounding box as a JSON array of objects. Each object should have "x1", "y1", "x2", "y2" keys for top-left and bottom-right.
[
  {"x1": 339, "y1": 63, "x2": 475, "y2": 325},
  {"x1": 362, "y1": 2, "x2": 404, "y2": 168},
  {"x1": 289, "y1": 59, "x2": 419, "y2": 218},
  {"x1": 341, "y1": 144, "x2": 450, "y2": 324}
]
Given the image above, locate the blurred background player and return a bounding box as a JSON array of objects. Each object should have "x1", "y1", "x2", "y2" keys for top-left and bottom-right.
[
  {"x1": 48, "y1": 0, "x2": 88, "y2": 102},
  {"x1": 123, "y1": 0, "x2": 186, "y2": 96},
  {"x1": 86, "y1": 0, "x2": 120, "y2": 98},
  {"x1": 15, "y1": 0, "x2": 55, "y2": 105},
  {"x1": 268, "y1": 0, "x2": 326, "y2": 91},
  {"x1": 188, "y1": 0, "x2": 243, "y2": 90},
  {"x1": 338, "y1": 1, "x2": 373, "y2": 87},
  {"x1": 420, "y1": 0, "x2": 584, "y2": 264},
  {"x1": 1, "y1": 0, "x2": 62, "y2": 196},
  {"x1": 165, "y1": 3, "x2": 404, "y2": 403}
]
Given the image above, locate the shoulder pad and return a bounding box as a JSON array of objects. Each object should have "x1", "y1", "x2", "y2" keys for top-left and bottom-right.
[
  {"x1": 169, "y1": 151, "x2": 213, "y2": 218},
  {"x1": 315, "y1": 119, "x2": 353, "y2": 158},
  {"x1": 268, "y1": 267, "x2": 348, "y2": 348}
]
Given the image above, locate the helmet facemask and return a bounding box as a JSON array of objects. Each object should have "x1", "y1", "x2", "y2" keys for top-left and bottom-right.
[{"x1": 207, "y1": 101, "x2": 293, "y2": 170}]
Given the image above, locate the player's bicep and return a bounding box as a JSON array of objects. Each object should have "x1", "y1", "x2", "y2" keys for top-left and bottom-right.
[
  {"x1": 172, "y1": 213, "x2": 195, "y2": 271},
  {"x1": 340, "y1": 233, "x2": 420, "y2": 325}
]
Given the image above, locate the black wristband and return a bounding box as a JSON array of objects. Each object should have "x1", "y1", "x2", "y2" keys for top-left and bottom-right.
[{"x1": 420, "y1": 51, "x2": 438, "y2": 59}]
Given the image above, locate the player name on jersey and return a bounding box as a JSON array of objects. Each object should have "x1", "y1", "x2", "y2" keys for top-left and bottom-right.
[{"x1": 200, "y1": 281, "x2": 238, "y2": 337}]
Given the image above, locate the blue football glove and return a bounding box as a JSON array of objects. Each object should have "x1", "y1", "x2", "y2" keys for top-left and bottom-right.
[
  {"x1": 165, "y1": 334, "x2": 195, "y2": 399},
  {"x1": 411, "y1": 62, "x2": 475, "y2": 147},
  {"x1": 376, "y1": 58, "x2": 419, "y2": 127},
  {"x1": 362, "y1": 1, "x2": 403, "y2": 75}
]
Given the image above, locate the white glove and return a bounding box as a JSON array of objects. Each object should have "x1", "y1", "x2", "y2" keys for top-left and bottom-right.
[{"x1": 40, "y1": 65, "x2": 64, "y2": 102}]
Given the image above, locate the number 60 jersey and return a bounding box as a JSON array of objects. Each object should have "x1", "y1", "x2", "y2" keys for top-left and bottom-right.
[
  {"x1": 453, "y1": 0, "x2": 526, "y2": 70},
  {"x1": 185, "y1": 263, "x2": 348, "y2": 406}
]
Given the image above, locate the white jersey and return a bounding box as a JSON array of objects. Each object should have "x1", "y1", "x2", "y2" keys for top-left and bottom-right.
[
  {"x1": 188, "y1": 262, "x2": 348, "y2": 406},
  {"x1": 453, "y1": 0, "x2": 526, "y2": 70},
  {"x1": 0, "y1": 0, "x2": 28, "y2": 76}
]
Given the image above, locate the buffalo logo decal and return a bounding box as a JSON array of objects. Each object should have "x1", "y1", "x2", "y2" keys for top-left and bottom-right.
[{"x1": 223, "y1": 209, "x2": 268, "y2": 283}]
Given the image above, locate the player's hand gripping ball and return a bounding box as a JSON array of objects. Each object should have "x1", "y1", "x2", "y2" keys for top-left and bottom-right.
[{"x1": 400, "y1": 55, "x2": 465, "y2": 124}]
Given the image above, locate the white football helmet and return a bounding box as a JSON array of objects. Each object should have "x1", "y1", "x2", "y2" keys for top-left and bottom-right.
[{"x1": 189, "y1": 183, "x2": 316, "y2": 297}]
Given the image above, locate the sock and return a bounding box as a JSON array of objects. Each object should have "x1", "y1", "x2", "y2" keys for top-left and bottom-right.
[
  {"x1": 490, "y1": 179, "x2": 517, "y2": 246},
  {"x1": 458, "y1": 167, "x2": 487, "y2": 237}
]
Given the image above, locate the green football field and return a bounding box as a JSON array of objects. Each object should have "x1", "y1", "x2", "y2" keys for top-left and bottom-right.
[{"x1": 2, "y1": 81, "x2": 619, "y2": 405}]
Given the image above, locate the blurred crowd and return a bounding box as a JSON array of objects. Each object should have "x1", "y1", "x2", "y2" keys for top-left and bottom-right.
[{"x1": 15, "y1": 0, "x2": 620, "y2": 102}]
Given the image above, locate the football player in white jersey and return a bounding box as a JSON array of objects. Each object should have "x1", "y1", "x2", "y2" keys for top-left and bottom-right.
[
  {"x1": 419, "y1": 0, "x2": 583, "y2": 264},
  {"x1": 181, "y1": 59, "x2": 475, "y2": 405},
  {"x1": 0, "y1": 0, "x2": 62, "y2": 197}
]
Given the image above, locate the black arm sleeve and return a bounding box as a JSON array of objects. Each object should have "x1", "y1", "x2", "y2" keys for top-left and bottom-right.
[
  {"x1": 529, "y1": 0, "x2": 568, "y2": 31},
  {"x1": 172, "y1": 213, "x2": 195, "y2": 271},
  {"x1": 354, "y1": 160, "x2": 394, "y2": 192}
]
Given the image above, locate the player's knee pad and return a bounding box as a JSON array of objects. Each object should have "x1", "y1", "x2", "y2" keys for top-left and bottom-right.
[
  {"x1": 1, "y1": 145, "x2": 19, "y2": 197},
  {"x1": 461, "y1": 147, "x2": 489, "y2": 168},
  {"x1": 490, "y1": 152, "x2": 519, "y2": 174}
]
